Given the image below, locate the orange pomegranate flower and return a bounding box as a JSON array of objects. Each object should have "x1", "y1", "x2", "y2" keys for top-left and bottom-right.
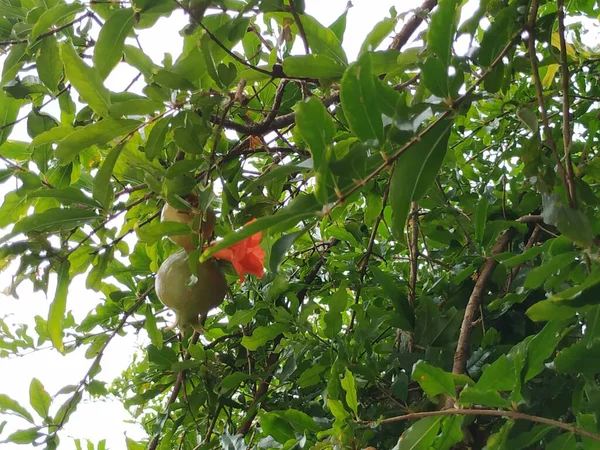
[{"x1": 212, "y1": 220, "x2": 265, "y2": 283}]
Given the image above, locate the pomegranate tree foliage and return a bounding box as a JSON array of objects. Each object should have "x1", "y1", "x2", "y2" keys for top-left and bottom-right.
[{"x1": 2, "y1": 0, "x2": 600, "y2": 448}]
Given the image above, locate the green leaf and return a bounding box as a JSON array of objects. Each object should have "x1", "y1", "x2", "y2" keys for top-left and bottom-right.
[
  {"x1": 55, "y1": 119, "x2": 141, "y2": 164},
  {"x1": 478, "y1": 5, "x2": 516, "y2": 67},
  {"x1": 340, "y1": 52, "x2": 383, "y2": 145},
  {"x1": 241, "y1": 323, "x2": 289, "y2": 351},
  {"x1": 31, "y1": 3, "x2": 85, "y2": 40},
  {"x1": 296, "y1": 96, "x2": 335, "y2": 204},
  {"x1": 475, "y1": 196, "x2": 489, "y2": 246},
  {"x1": 60, "y1": 41, "x2": 112, "y2": 116},
  {"x1": 554, "y1": 339, "x2": 600, "y2": 374},
  {"x1": 546, "y1": 432, "x2": 576, "y2": 450},
  {"x1": 397, "y1": 416, "x2": 442, "y2": 450},
  {"x1": 269, "y1": 229, "x2": 307, "y2": 273},
  {"x1": 299, "y1": 14, "x2": 347, "y2": 64},
  {"x1": 144, "y1": 305, "x2": 163, "y2": 349},
  {"x1": 219, "y1": 372, "x2": 249, "y2": 390},
  {"x1": 93, "y1": 144, "x2": 123, "y2": 209},
  {"x1": 0, "y1": 90, "x2": 21, "y2": 146},
  {"x1": 123, "y1": 45, "x2": 159, "y2": 80},
  {"x1": 505, "y1": 425, "x2": 553, "y2": 450},
  {"x1": 359, "y1": 16, "x2": 397, "y2": 55},
  {"x1": 411, "y1": 360, "x2": 455, "y2": 399},
  {"x1": 281, "y1": 409, "x2": 321, "y2": 433},
  {"x1": 228, "y1": 308, "x2": 258, "y2": 328},
  {"x1": 36, "y1": 36, "x2": 63, "y2": 92},
  {"x1": 27, "y1": 187, "x2": 101, "y2": 208},
  {"x1": 516, "y1": 107, "x2": 539, "y2": 133},
  {"x1": 390, "y1": 118, "x2": 453, "y2": 238},
  {"x1": 108, "y1": 99, "x2": 164, "y2": 117},
  {"x1": 282, "y1": 54, "x2": 347, "y2": 79},
  {"x1": 427, "y1": 0, "x2": 460, "y2": 67},
  {"x1": 523, "y1": 251, "x2": 579, "y2": 289},
  {"x1": 475, "y1": 355, "x2": 516, "y2": 392},
  {"x1": 48, "y1": 260, "x2": 70, "y2": 353},
  {"x1": 144, "y1": 116, "x2": 170, "y2": 161},
  {"x1": 341, "y1": 368, "x2": 359, "y2": 417},
  {"x1": 6, "y1": 209, "x2": 99, "y2": 242},
  {"x1": 93, "y1": 8, "x2": 135, "y2": 79},
  {"x1": 433, "y1": 416, "x2": 463, "y2": 450},
  {"x1": 0, "y1": 394, "x2": 35, "y2": 423},
  {"x1": 524, "y1": 319, "x2": 570, "y2": 381},
  {"x1": 261, "y1": 412, "x2": 295, "y2": 444},
  {"x1": 29, "y1": 379, "x2": 51, "y2": 419},
  {"x1": 7, "y1": 428, "x2": 41, "y2": 444},
  {"x1": 136, "y1": 221, "x2": 192, "y2": 245},
  {"x1": 370, "y1": 265, "x2": 414, "y2": 330},
  {"x1": 30, "y1": 126, "x2": 74, "y2": 147},
  {"x1": 458, "y1": 387, "x2": 511, "y2": 408}
]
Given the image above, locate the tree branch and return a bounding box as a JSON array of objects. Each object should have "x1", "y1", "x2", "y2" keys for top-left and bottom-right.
[
  {"x1": 360, "y1": 408, "x2": 600, "y2": 442},
  {"x1": 389, "y1": 0, "x2": 438, "y2": 51},
  {"x1": 557, "y1": 0, "x2": 577, "y2": 208},
  {"x1": 527, "y1": 0, "x2": 574, "y2": 208}
]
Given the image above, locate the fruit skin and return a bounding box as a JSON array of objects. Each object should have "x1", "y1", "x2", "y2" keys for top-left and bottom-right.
[
  {"x1": 161, "y1": 204, "x2": 216, "y2": 251},
  {"x1": 155, "y1": 250, "x2": 228, "y2": 331}
]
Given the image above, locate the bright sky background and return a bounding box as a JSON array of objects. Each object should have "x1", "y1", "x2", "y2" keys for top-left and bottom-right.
[
  {"x1": 6, "y1": 0, "x2": 600, "y2": 448},
  {"x1": 0, "y1": 1, "x2": 428, "y2": 448}
]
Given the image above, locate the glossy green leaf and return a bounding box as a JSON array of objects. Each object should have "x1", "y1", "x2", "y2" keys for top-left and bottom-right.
[
  {"x1": 136, "y1": 221, "x2": 192, "y2": 244},
  {"x1": 296, "y1": 96, "x2": 335, "y2": 204},
  {"x1": 458, "y1": 387, "x2": 511, "y2": 408},
  {"x1": 299, "y1": 14, "x2": 347, "y2": 64},
  {"x1": 93, "y1": 144, "x2": 123, "y2": 209},
  {"x1": 282, "y1": 54, "x2": 346, "y2": 79},
  {"x1": 55, "y1": 119, "x2": 140, "y2": 164},
  {"x1": 29, "y1": 379, "x2": 51, "y2": 419},
  {"x1": 554, "y1": 339, "x2": 600, "y2": 373},
  {"x1": 144, "y1": 116, "x2": 170, "y2": 161},
  {"x1": 412, "y1": 360, "x2": 455, "y2": 399},
  {"x1": 0, "y1": 90, "x2": 21, "y2": 146},
  {"x1": 241, "y1": 323, "x2": 289, "y2": 351},
  {"x1": 36, "y1": 36, "x2": 63, "y2": 92},
  {"x1": 0, "y1": 395, "x2": 34, "y2": 423},
  {"x1": 340, "y1": 52, "x2": 383, "y2": 145},
  {"x1": 261, "y1": 412, "x2": 295, "y2": 444},
  {"x1": 341, "y1": 369, "x2": 358, "y2": 417},
  {"x1": 390, "y1": 118, "x2": 453, "y2": 238},
  {"x1": 31, "y1": 3, "x2": 85, "y2": 40},
  {"x1": 48, "y1": 260, "x2": 70, "y2": 354},
  {"x1": 359, "y1": 16, "x2": 396, "y2": 55},
  {"x1": 478, "y1": 5, "x2": 516, "y2": 67},
  {"x1": 93, "y1": 9, "x2": 135, "y2": 79},
  {"x1": 427, "y1": 0, "x2": 460, "y2": 66},
  {"x1": 60, "y1": 41, "x2": 111, "y2": 116},
  {"x1": 397, "y1": 416, "x2": 442, "y2": 450},
  {"x1": 523, "y1": 251, "x2": 579, "y2": 289},
  {"x1": 269, "y1": 229, "x2": 307, "y2": 273},
  {"x1": 27, "y1": 188, "x2": 102, "y2": 208}
]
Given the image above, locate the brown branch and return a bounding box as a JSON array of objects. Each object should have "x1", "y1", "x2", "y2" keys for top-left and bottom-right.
[
  {"x1": 389, "y1": 0, "x2": 438, "y2": 50},
  {"x1": 359, "y1": 408, "x2": 600, "y2": 442},
  {"x1": 557, "y1": 0, "x2": 577, "y2": 208},
  {"x1": 452, "y1": 215, "x2": 544, "y2": 376},
  {"x1": 288, "y1": 0, "x2": 310, "y2": 54},
  {"x1": 527, "y1": 0, "x2": 573, "y2": 208}
]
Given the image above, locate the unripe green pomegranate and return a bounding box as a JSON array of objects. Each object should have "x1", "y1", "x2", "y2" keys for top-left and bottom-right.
[
  {"x1": 155, "y1": 250, "x2": 228, "y2": 331},
  {"x1": 161, "y1": 204, "x2": 217, "y2": 251}
]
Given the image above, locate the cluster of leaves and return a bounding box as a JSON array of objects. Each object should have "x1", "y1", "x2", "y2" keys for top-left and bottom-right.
[{"x1": 1, "y1": 0, "x2": 600, "y2": 449}]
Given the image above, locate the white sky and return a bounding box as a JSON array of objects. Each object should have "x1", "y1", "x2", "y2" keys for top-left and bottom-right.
[{"x1": 0, "y1": 1, "x2": 424, "y2": 448}]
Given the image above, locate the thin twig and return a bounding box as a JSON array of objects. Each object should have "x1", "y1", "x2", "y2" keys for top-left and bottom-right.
[
  {"x1": 0, "y1": 12, "x2": 92, "y2": 46},
  {"x1": 557, "y1": 0, "x2": 577, "y2": 208},
  {"x1": 389, "y1": 0, "x2": 438, "y2": 50},
  {"x1": 360, "y1": 408, "x2": 600, "y2": 442},
  {"x1": 288, "y1": 0, "x2": 310, "y2": 54},
  {"x1": 527, "y1": 0, "x2": 573, "y2": 208}
]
